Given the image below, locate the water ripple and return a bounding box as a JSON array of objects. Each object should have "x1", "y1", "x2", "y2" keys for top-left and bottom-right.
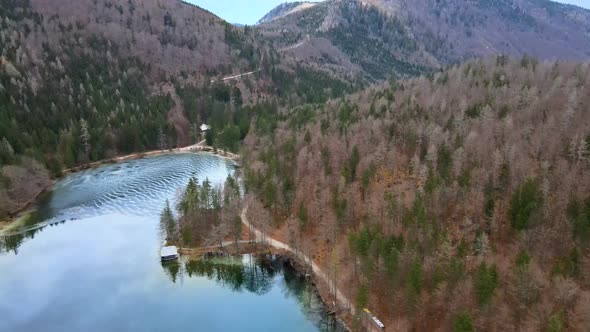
[{"x1": 37, "y1": 153, "x2": 234, "y2": 228}]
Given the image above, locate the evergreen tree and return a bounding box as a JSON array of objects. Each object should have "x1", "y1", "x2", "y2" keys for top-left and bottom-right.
[
  {"x1": 453, "y1": 312, "x2": 475, "y2": 332},
  {"x1": 509, "y1": 179, "x2": 543, "y2": 230},
  {"x1": 158, "y1": 127, "x2": 167, "y2": 150},
  {"x1": 79, "y1": 118, "x2": 91, "y2": 158},
  {"x1": 160, "y1": 200, "x2": 176, "y2": 242},
  {"x1": 298, "y1": 202, "x2": 308, "y2": 230},
  {"x1": 474, "y1": 263, "x2": 498, "y2": 306}
]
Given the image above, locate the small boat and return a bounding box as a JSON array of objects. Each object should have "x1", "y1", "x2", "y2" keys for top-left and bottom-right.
[{"x1": 160, "y1": 246, "x2": 179, "y2": 261}]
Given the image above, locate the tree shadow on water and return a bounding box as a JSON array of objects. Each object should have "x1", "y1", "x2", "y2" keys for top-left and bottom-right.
[{"x1": 162, "y1": 254, "x2": 276, "y2": 295}]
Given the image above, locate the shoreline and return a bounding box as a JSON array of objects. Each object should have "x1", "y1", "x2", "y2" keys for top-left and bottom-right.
[
  {"x1": 0, "y1": 187, "x2": 50, "y2": 233},
  {"x1": 175, "y1": 202, "x2": 355, "y2": 331},
  {"x1": 178, "y1": 243, "x2": 352, "y2": 331},
  {"x1": 62, "y1": 143, "x2": 240, "y2": 176},
  {"x1": 1, "y1": 149, "x2": 352, "y2": 328},
  {"x1": 1, "y1": 143, "x2": 240, "y2": 231}
]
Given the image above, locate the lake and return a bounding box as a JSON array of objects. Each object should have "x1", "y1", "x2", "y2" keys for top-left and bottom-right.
[{"x1": 0, "y1": 153, "x2": 342, "y2": 332}]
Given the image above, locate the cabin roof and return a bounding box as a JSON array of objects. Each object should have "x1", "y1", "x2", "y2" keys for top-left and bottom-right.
[{"x1": 160, "y1": 246, "x2": 178, "y2": 257}]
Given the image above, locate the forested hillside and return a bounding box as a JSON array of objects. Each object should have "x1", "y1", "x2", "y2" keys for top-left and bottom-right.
[
  {"x1": 260, "y1": 0, "x2": 590, "y2": 82},
  {"x1": 0, "y1": 0, "x2": 358, "y2": 218},
  {"x1": 243, "y1": 57, "x2": 590, "y2": 330},
  {"x1": 2, "y1": 0, "x2": 590, "y2": 329},
  {"x1": 4, "y1": 0, "x2": 589, "y2": 220}
]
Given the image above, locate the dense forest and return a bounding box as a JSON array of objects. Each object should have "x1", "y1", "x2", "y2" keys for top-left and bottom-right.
[
  {"x1": 2, "y1": 0, "x2": 590, "y2": 328},
  {"x1": 0, "y1": 0, "x2": 267, "y2": 168},
  {"x1": 161, "y1": 174, "x2": 242, "y2": 249},
  {"x1": 242, "y1": 57, "x2": 590, "y2": 331},
  {"x1": 0, "y1": 0, "x2": 252, "y2": 217},
  {"x1": 259, "y1": 0, "x2": 590, "y2": 87},
  {"x1": 0, "y1": 0, "x2": 358, "y2": 218},
  {"x1": 260, "y1": 1, "x2": 433, "y2": 84}
]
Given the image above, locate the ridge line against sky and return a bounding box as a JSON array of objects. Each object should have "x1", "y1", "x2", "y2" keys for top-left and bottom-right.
[{"x1": 188, "y1": 0, "x2": 590, "y2": 25}]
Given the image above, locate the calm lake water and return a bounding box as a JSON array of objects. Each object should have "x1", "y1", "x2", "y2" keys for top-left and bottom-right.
[{"x1": 0, "y1": 153, "x2": 341, "y2": 332}]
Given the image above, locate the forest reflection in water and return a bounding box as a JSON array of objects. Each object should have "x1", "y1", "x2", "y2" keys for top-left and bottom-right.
[
  {"x1": 0, "y1": 216, "x2": 63, "y2": 255},
  {"x1": 0, "y1": 154, "x2": 344, "y2": 332},
  {"x1": 162, "y1": 254, "x2": 345, "y2": 332}
]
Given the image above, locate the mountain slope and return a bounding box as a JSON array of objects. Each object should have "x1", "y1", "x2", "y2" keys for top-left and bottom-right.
[
  {"x1": 243, "y1": 57, "x2": 590, "y2": 330},
  {"x1": 29, "y1": 0, "x2": 261, "y2": 77},
  {"x1": 257, "y1": 1, "x2": 318, "y2": 24},
  {"x1": 259, "y1": 0, "x2": 590, "y2": 81},
  {"x1": 0, "y1": 0, "x2": 360, "y2": 218},
  {"x1": 0, "y1": 0, "x2": 269, "y2": 217}
]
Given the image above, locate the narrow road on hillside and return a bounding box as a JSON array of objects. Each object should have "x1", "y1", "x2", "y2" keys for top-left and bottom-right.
[
  {"x1": 240, "y1": 201, "x2": 354, "y2": 316},
  {"x1": 210, "y1": 69, "x2": 261, "y2": 83},
  {"x1": 278, "y1": 39, "x2": 307, "y2": 52},
  {"x1": 212, "y1": 39, "x2": 307, "y2": 83},
  {"x1": 210, "y1": 54, "x2": 267, "y2": 83}
]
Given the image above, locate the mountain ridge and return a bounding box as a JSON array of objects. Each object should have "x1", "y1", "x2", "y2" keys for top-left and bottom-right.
[
  {"x1": 0, "y1": 0, "x2": 359, "y2": 218},
  {"x1": 0, "y1": 0, "x2": 268, "y2": 217},
  {"x1": 257, "y1": 1, "x2": 318, "y2": 24},
  {"x1": 243, "y1": 56, "x2": 590, "y2": 331},
  {"x1": 259, "y1": 0, "x2": 590, "y2": 81}
]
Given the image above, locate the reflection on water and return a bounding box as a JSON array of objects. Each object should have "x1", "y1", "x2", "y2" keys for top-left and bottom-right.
[
  {"x1": 1, "y1": 153, "x2": 233, "y2": 253},
  {"x1": 0, "y1": 154, "x2": 343, "y2": 332},
  {"x1": 165, "y1": 254, "x2": 276, "y2": 294},
  {"x1": 0, "y1": 218, "x2": 66, "y2": 255},
  {"x1": 162, "y1": 254, "x2": 344, "y2": 332}
]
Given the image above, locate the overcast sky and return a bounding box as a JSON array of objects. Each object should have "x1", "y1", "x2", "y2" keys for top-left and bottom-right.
[
  {"x1": 188, "y1": 0, "x2": 590, "y2": 25},
  {"x1": 188, "y1": 0, "x2": 319, "y2": 25},
  {"x1": 560, "y1": 0, "x2": 590, "y2": 9}
]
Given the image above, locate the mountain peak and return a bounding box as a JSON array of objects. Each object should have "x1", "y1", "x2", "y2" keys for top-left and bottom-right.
[
  {"x1": 257, "y1": 1, "x2": 319, "y2": 24},
  {"x1": 259, "y1": 0, "x2": 590, "y2": 82}
]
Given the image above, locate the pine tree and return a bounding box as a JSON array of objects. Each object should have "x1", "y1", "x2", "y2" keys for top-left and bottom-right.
[
  {"x1": 562, "y1": 90, "x2": 577, "y2": 130},
  {"x1": 474, "y1": 263, "x2": 498, "y2": 306},
  {"x1": 577, "y1": 137, "x2": 587, "y2": 162},
  {"x1": 160, "y1": 200, "x2": 176, "y2": 242},
  {"x1": 80, "y1": 118, "x2": 91, "y2": 157},
  {"x1": 474, "y1": 232, "x2": 490, "y2": 257},
  {"x1": 158, "y1": 127, "x2": 167, "y2": 150},
  {"x1": 453, "y1": 312, "x2": 475, "y2": 332},
  {"x1": 568, "y1": 137, "x2": 578, "y2": 162},
  {"x1": 0, "y1": 137, "x2": 15, "y2": 164}
]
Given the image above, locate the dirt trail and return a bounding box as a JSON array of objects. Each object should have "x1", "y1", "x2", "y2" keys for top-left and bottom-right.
[
  {"x1": 210, "y1": 69, "x2": 261, "y2": 83},
  {"x1": 211, "y1": 54, "x2": 266, "y2": 83},
  {"x1": 278, "y1": 40, "x2": 306, "y2": 52},
  {"x1": 211, "y1": 39, "x2": 309, "y2": 83}
]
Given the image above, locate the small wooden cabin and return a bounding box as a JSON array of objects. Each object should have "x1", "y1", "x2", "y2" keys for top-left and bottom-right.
[{"x1": 160, "y1": 246, "x2": 179, "y2": 261}]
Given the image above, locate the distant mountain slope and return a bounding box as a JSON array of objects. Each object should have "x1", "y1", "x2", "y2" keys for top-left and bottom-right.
[
  {"x1": 0, "y1": 0, "x2": 359, "y2": 218},
  {"x1": 243, "y1": 56, "x2": 590, "y2": 331},
  {"x1": 259, "y1": 0, "x2": 590, "y2": 81},
  {"x1": 257, "y1": 1, "x2": 318, "y2": 24},
  {"x1": 0, "y1": 0, "x2": 270, "y2": 217},
  {"x1": 29, "y1": 0, "x2": 260, "y2": 77}
]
